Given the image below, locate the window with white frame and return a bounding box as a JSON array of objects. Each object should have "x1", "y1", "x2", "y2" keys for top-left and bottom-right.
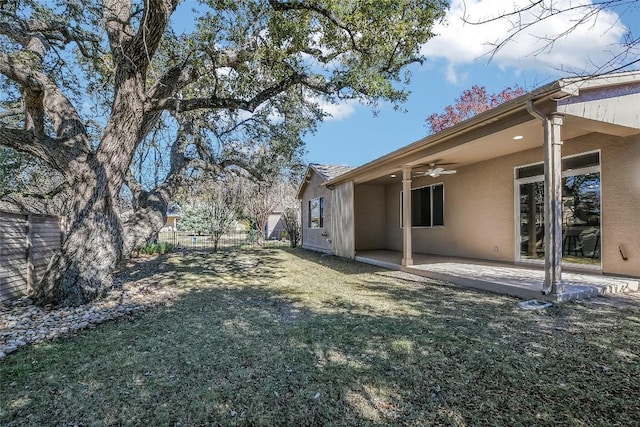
[
  {"x1": 401, "y1": 183, "x2": 444, "y2": 227},
  {"x1": 516, "y1": 151, "x2": 601, "y2": 265},
  {"x1": 309, "y1": 197, "x2": 324, "y2": 228}
]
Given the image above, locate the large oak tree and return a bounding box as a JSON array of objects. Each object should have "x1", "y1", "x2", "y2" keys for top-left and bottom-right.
[{"x1": 0, "y1": 0, "x2": 447, "y2": 306}]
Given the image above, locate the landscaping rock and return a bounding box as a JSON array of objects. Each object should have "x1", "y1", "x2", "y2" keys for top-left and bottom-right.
[{"x1": 0, "y1": 254, "x2": 184, "y2": 360}]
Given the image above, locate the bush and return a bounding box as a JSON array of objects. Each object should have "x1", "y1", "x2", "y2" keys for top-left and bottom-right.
[{"x1": 138, "y1": 242, "x2": 175, "y2": 255}]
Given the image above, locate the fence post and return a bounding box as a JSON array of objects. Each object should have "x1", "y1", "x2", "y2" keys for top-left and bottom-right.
[{"x1": 25, "y1": 214, "x2": 34, "y2": 294}]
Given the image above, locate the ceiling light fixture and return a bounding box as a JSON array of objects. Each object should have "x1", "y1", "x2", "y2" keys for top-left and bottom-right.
[
  {"x1": 390, "y1": 174, "x2": 397, "y2": 178},
  {"x1": 513, "y1": 135, "x2": 523, "y2": 140}
]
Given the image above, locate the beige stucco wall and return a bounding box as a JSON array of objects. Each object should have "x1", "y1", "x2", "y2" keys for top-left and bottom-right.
[
  {"x1": 370, "y1": 132, "x2": 639, "y2": 277},
  {"x1": 599, "y1": 133, "x2": 640, "y2": 277},
  {"x1": 354, "y1": 184, "x2": 386, "y2": 250},
  {"x1": 383, "y1": 154, "x2": 516, "y2": 262},
  {"x1": 331, "y1": 181, "x2": 355, "y2": 258},
  {"x1": 300, "y1": 171, "x2": 333, "y2": 253}
]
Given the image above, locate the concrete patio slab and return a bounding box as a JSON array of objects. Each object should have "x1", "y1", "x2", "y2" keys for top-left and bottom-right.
[{"x1": 354, "y1": 250, "x2": 639, "y2": 302}]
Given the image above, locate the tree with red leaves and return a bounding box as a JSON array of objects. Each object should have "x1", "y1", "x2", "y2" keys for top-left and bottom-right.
[{"x1": 426, "y1": 85, "x2": 525, "y2": 134}]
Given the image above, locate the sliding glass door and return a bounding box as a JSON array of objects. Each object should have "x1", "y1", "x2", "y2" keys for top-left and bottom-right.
[
  {"x1": 516, "y1": 152, "x2": 601, "y2": 266},
  {"x1": 562, "y1": 172, "x2": 601, "y2": 264}
]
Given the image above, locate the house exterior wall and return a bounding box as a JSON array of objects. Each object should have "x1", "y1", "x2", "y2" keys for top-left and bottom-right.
[
  {"x1": 599, "y1": 133, "x2": 640, "y2": 277},
  {"x1": 331, "y1": 181, "x2": 355, "y2": 258},
  {"x1": 354, "y1": 184, "x2": 386, "y2": 250},
  {"x1": 383, "y1": 154, "x2": 515, "y2": 262},
  {"x1": 300, "y1": 170, "x2": 333, "y2": 253},
  {"x1": 371, "y1": 132, "x2": 639, "y2": 277},
  {"x1": 1, "y1": 213, "x2": 63, "y2": 301}
]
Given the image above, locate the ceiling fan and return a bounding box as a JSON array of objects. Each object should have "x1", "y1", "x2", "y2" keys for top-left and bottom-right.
[{"x1": 414, "y1": 163, "x2": 457, "y2": 178}]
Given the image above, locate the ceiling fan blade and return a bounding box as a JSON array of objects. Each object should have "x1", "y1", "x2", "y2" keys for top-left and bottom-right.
[
  {"x1": 415, "y1": 164, "x2": 457, "y2": 178},
  {"x1": 424, "y1": 160, "x2": 456, "y2": 167}
]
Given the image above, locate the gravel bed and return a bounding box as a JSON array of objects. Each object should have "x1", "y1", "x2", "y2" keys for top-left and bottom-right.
[{"x1": 0, "y1": 255, "x2": 183, "y2": 360}]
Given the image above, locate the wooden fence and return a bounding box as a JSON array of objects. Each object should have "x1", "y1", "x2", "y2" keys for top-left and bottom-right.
[{"x1": 0, "y1": 212, "x2": 63, "y2": 301}]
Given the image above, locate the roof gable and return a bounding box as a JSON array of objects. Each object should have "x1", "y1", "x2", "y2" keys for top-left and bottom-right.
[{"x1": 296, "y1": 163, "x2": 355, "y2": 199}]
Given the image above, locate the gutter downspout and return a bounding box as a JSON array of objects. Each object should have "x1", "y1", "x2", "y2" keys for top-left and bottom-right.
[
  {"x1": 401, "y1": 166, "x2": 413, "y2": 266},
  {"x1": 526, "y1": 100, "x2": 564, "y2": 296},
  {"x1": 300, "y1": 199, "x2": 304, "y2": 249}
]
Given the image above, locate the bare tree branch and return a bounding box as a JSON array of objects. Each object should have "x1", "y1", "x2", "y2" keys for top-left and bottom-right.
[{"x1": 462, "y1": 0, "x2": 640, "y2": 71}]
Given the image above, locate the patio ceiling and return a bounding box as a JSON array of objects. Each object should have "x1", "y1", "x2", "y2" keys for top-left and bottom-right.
[
  {"x1": 357, "y1": 113, "x2": 637, "y2": 186},
  {"x1": 326, "y1": 71, "x2": 640, "y2": 188}
]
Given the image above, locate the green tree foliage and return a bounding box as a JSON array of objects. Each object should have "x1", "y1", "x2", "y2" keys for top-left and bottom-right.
[
  {"x1": 0, "y1": 0, "x2": 448, "y2": 305},
  {"x1": 178, "y1": 200, "x2": 237, "y2": 253},
  {"x1": 177, "y1": 173, "x2": 241, "y2": 252}
]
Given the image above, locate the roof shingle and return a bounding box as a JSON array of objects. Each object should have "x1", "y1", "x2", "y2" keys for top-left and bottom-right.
[{"x1": 310, "y1": 163, "x2": 355, "y2": 181}]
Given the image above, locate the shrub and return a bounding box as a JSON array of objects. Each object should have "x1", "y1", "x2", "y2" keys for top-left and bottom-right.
[{"x1": 138, "y1": 242, "x2": 175, "y2": 255}]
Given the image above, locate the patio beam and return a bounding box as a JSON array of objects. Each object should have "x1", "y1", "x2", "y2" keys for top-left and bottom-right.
[{"x1": 402, "y1": 165, "x2": 413, "y2": 266}]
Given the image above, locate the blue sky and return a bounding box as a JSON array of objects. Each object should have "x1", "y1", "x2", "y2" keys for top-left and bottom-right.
[{"x1": 302, "y1": 0, "x2": 640, "y2": 167}]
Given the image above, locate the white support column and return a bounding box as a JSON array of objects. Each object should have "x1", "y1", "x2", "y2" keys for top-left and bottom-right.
[
  {"x1": 402, "y1": 166, "x2": 413, "y2": 266},
  {"x1": 543, "y1": 113, "x2": 564, "y2": 295}
]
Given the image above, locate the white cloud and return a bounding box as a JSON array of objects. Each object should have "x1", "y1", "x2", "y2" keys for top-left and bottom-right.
[
  {"x1": 421, "y1": 0, "x2": 630, "y2": 83},
  {"x1": 314, "y1": 98, "x2": 358, "y2": 121}
]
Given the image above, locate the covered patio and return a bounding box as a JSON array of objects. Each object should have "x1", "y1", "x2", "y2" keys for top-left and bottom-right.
[
  {"x1": 321, "y1": 72, "x2": 640, "y2": 302},
  {"x1": 355, "y1": 250, "x2": 639, "y2": 301}
]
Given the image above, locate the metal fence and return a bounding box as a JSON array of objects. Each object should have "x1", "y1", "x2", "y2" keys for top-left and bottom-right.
[
  {"x1": 158, "y1": 229, "x2": 290, "y2": 250},
  {"x1": 0, "y1": 212, "x2": 63, "y2": 301}
]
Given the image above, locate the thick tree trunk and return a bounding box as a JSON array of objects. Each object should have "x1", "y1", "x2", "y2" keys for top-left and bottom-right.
[
  {"x1": 31, "y1": 194, "x2": 168, "y2": 307},
  {"x1": 29, "y1": 151, "x2": 168, "y2": 307},
  {"x1": 121, "y1": 193, "x2": 169, "y2": 257},
  {"x1": 289, "y1": 234, "x2": 298, "y2": 248},
  {"x1": 32, "y1": 208, "x2": 123, "y2": 306},
  {"x1": 29, "y1": 159, "x2": 123, "y2": 306}
]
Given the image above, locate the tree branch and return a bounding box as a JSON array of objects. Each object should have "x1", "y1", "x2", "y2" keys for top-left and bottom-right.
[
  {"x1": 149, "y1": 73, "x2": 332, "y2": 113},
  {"x1": 0, "y1": 181, "x2": 69, "y2": 200},
  {"x1": 0, "y1": 51, "x2": 91, "y2": 147},
  {"x1": 463, "y1": 0, "x2": 639, "y2": 68},
  {"x1": 124, "y1": 169, "x2": 149, "y2": 210},
  {"x1": 103, "y1": 0, "x2": 135, "y2": 57},
  {"x1": 0, "y1": 127, "x2": 51, "y2": 162},
  {"x1": 140, "y1": 62, "x2": 197, "y2": 138},
  {"x1": 105, "y1": 0, "x2": 179, "y2": 73},
  {"x1": 128, "y1": 0, "x2": 179, "y2": 69},
  {"x1": 268, "y1": 0, "x2": 365, "y2": 53}
]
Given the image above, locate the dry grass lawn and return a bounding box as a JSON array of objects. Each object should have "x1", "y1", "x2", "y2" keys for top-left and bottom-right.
[{"x1": 1, "y1": 248, "x2": 639, "y2": 426}]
